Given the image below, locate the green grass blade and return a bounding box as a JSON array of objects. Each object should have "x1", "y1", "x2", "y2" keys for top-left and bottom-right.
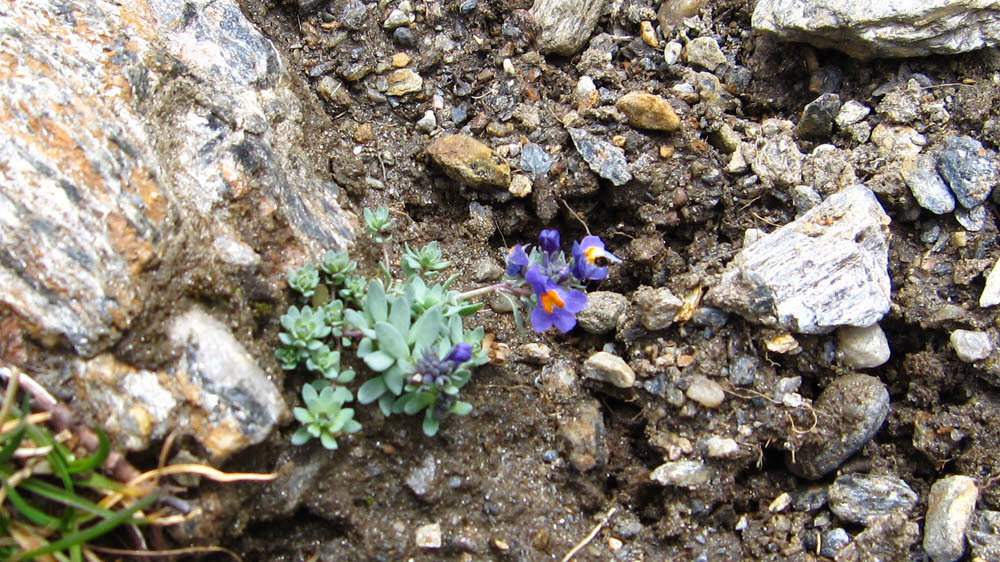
[{"x1": 66, "y1": 427, "x2": 109, "y2": 474}]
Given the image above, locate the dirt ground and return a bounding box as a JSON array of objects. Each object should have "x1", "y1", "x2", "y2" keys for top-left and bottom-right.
[{"x1": 181, "y1": 0, "x2": 1000, "y2": 559}]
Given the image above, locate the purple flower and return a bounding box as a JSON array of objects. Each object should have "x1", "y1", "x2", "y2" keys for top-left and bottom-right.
[
  {"x1": 505, "y1": 244, "x2": 529, "y2": 277},
  {"x1": 571, "y1": 235, "x2": 622, "y2": 281},
  {"x1": 538, "y1": 229, "x2": 561, "y2": 256},
  {"x1": 445, "y1": 342, "x2": 473, "y2": 364},
  {"x1": 525, "y1": 265, "x2": 587, "y2": 333}
]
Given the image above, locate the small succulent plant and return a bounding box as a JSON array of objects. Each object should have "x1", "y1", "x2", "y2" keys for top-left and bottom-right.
[
  {"x1": 287, "y1": 263, "x2": 321, "y2": 298},
  {"x1": 320, "y1": 250, "x2": 357, "y2": 286},
  {"x1": 401, "y1": 241, "x2": 451, "y2": 278},
  {"x1": 363, "y1": 207, "x2": 395, "y2": 243},
  {"x1": 292, "y1": 383, "x2": 361, "y2": 449}
]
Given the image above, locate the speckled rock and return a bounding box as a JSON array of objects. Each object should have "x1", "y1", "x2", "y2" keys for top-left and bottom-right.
[
  {"x1": 616, "y1": 91, "x2": 681, "y2": 132},
  {"x1": 386, "y1": 69, "x2": 423, "y2": 96},
  {"x1": 795, "y1": 93, "x2": 842, "y2": 141},
  {"x1": 558, "y1": 400, "x2": 607, "y2": 471},
  {"x1": 744, "y1": 123, "x2": 804, "y2": 188},
  {"x1": 950, "y1": 329, "x2": 994, "y2": 362},
  {"x1": 582, "y1": 351, "x2": 636, "y2": 388},
  {"x1": 707, "y1": 185, "x2": 891, "y2": 334},
  {"x1": 530, "y1": 0, "x2": 606, "y2": 55},
  {"x1": 753, "y1": 0, "x2": 1000, "y2": 60},
  {"x1": 924, "y1": 475, "x2": 978, "y2": 562},
  {"x1": 576, "y1": 291, "x2": 628, "y2": 334},
  {"x1": 836, "y1": 323, "x2": 891, "y2": 369},
  {"x1": 789, "y1": 373, "x2": 890, "y2": 479},
  {"x1": 968, "y1": 510, "x2": 1000, "y2": 561},
  {"x1": 427, "y1": 134, "x2": 511, "y2": 189},
  {"x1": 684, "y1": 36, "x2": 727, "y2": 71},
  {"x1": 828, "y1": 473, "x2": 917, "y2": 525},
  {"x1": 0, "y1": 0, "x2": 353, "y2": 358},
  {"x1": 633, "y1": 286, "x2": 683, "y2": 331}
]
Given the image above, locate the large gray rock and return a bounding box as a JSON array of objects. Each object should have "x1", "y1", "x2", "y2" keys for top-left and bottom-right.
[
  {"x1": 0, "y1": 0, "x2": 354, "y2": 457},
  {"x1": 707, "y1": 185, "x2": 891, "y2": 334},
  {"x1": 530, "y1": 0, "x2": 606, "y2": 56},
  {"x1": 753, "y1": 0, "x2": 1000, "y2": 60}
]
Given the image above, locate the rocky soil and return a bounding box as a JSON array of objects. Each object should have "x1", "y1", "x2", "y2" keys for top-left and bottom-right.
[{"x1": 6, "y1": 0, "x2": 1000, "y2": 560}]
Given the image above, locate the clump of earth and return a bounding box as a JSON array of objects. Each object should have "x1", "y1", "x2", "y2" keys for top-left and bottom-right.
[{"x1": 175, "y1": 0, "x2": 1000, "y2": 559}]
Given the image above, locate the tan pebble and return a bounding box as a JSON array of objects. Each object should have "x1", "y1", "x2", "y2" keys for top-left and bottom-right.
[
  {"x1": 616, "y1": 91, "x2": 681, "y2": 132},
  {"x1": 639, "y1": 21, "x2": 659, "y2": 48},
  {"x1": 686, "y1": 375, "x2": 724, "y2": 408},
  {"x1": 676, "y1": 353, "x2": 695, "y2": 368},
  {"x1": 508, "y1": 174, "x2": 532, "y2": 197},
  {"x1": 612, "y1": 135, "x2": 627, "y2": 147},
  {"x1": 659, "y1": 145, "x2": 674, "y2": 158},
  {"x1": 764, "y1": 332, "x2": 800, "y2": 354},
  {"x1": 391, "y1": 52, "x2": 411, "y2": 67},
  {"x1": 608, "y1": 537, "x2": 624, "y2": 550},
  {"x1": 769, "y1": 492, "x2": 792, "y2": 512},
  {"x1": 427, "y1": 134, "x2": 511, "y2": 189},
  {"x1": 386, "y1": 69, "x2": 423, "y2": 96},
  {"x1": 952, "y1": 231, "x2": 967, "y2": 247},
  {"x1": 353, "y1": 122, "x2": 374, "y2": 143},
  {"x1": 494, "y1": 539, "x2": 510, "y2": 551},
  {"x1": 486, "y1": 121, "x2": 515, "y2": 137}
]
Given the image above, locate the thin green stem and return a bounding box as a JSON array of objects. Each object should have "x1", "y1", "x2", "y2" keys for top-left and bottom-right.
[{"x1": 456, "y1": 282, "x2": 530, "y2": 301}]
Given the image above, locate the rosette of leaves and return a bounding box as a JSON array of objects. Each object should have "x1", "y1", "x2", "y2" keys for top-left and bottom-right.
[
  {"x1": 276, "y1": 305, "x2": 331, "y2": 368},
  {"x1": 292, "y1": 383, "x2": 361, "y2": 450},
  {"x1": 320, "y1": 250, "x2": 357, "y2": 286},
  {"x1": 401, "y1": 241, "x2": 451, "y2": 278},
  {"x1": 347, "y1": 280, "x2": 486, "y2": 435},
  {"x1": 363, "y1": 207, "x2": 395, "y2": 243},
  {"x1": 287, "y1": 263, "x2": 320, "y2": 298},
  {"x1": 406, "y1": 275, "x2": 482, "y2": 317},
  {"x1": 306, "y1": 345, "x2": 356, "y2": 383}
]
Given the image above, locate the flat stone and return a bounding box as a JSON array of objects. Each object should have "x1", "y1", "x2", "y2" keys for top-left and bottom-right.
[
  {"x1": 582, "y1": 351, "x2": 636, "y2": 388},
  {"x1": 950, "y1": 329, "x2": 993, "y2": 363},
  {"x1": 518, "y1": 343, "x2": 551, "y2": 365},
  {"x1": 558, "y1": 400, "x2": 607, "y2": 471},
  {"x1": 650, "y1": 460, "x2": 711, "y2": 488},
  {"x1": 753, "y1": 0, "x2": 1000, "y2": 60},
  {"x1": 837, "y1": 323, "x2": 891, "y2": 369},
  {"x1": 686, "y1": 376, "x2": 725, "y2": 408},
  {"x1": 576, "y1": 291, "x2": 628, "y2": 334},
  {"x1": 707, "y1": 185, "x2": 891, "y2": 334},
  {"x1": 828, "y1": 473, "x2": 918, "y2": 525},
  {"x1": 633, "y1": 286, "x2": 683, "y2": 330},
  {"x1": 386, "y1": 69, "x2": 423, "y2": 96},
  {"x1": 937, "y1": 136, "x2": 998, "y2": 209},
  {"x1": 795, "y1": 93, "x2": 842, "y2": 141},
  {"x1": 901, "y1": 154, "x2": 956, "y2": 215},
  {"x1": 705, "y1": 436, "x2": 740, "y2": 458},
  {"x1": 530, "y1": 0, "x2": 606, "y2": 55},
  {"x1": 427, "y1": 134, "x2": 511, "y2": 189},
  {"x1": 924, "y1": 475, "x2": 978, "y2": 562},
  {"x1": 789, "y1": 373, "x2": 889, "y2": 479},
  {"x1": 684, "y1": 36, "x2": 727, "y2": 71},
  {"x1": 616, "y1": 91, "x2": 681, "y2": 132},
  {"x1": 982, "y1": 258, "x2": 1000, "y2": 308},
  {"x1": 568, "y1": 128, "x2": 632, "y2": 186}
]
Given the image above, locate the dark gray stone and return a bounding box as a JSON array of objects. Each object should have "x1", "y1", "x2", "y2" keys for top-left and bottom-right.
[
  {"x1": 520, "y1": 142, "x2": 554, "y2": 178},
  {"x1": 937, "y1": 136, "x2": 998, "y2": 209},
  {"x1": 820, "y1": 528, "x2": 850, "y2": 558},
  {"x1": 901, "y1": 154, "x2": 955, "y2": 215},
  {"x1": 795, "y1": 93, "x2": 842, "y2": 141},
  {"x1": 340, "y1": 0, "x2": 367, "y2": 30}
]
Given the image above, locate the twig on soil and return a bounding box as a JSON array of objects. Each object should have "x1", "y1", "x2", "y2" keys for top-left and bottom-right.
[
  {"x1": 561, "y1": 506, "x2": 617, "y2": 562},
  {"x1": 560, "y1": 199, "x2": 590, "y2": 235}
]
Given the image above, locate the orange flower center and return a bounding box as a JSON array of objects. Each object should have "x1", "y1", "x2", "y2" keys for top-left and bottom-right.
[
  {"x1": 584, "y1": 246, "x2": 600, "y2": 263},
  {"x1": 540, "y1": 289, "x2": 564, "y2": 313}
]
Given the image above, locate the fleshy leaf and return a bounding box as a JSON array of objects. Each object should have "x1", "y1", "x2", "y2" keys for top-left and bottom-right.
[
  {"x1": 451, "y1": 401, "x2": 473, "y2": 416},
  {"x1": 367, "y1": 279, "x2": 387, "y2": 323},
  {"x1": 358, "y1": 377, "x2": 387, "y2": 404},
  {"x1": 422, "y1": 412, "x2": 440, "y2": 437},
  {"x1": 363, "y1": 350, "x2": 394, "y2": 372},
  {"x1": 375, "y1": 321, "x2": 411, "y2": 361}
]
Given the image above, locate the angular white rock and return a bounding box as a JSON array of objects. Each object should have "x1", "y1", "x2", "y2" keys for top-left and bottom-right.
[
  {"x1": 707, "y1": 185, "x2": 891, "y2": 334},
  {"x1": 982, "y1": 258, "x2": 1000, "y2": 307},
  {"x1": 753, "y1": 0, "x2": 1000, "y2": 60}
]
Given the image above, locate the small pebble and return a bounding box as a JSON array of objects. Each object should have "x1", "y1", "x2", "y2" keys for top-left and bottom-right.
[
  {"x1": 542, "y1": 449, "x2": 559, "y2": 463},
  {"x1": 576, "y1": 291, "x2": 628, "y2": 334},
  {"x1": 633, "y1": 285, "x2": 682, "y2": 330},
  {"x1": 582, "y1": 351, "x2": 636, "y2": 388},
  {"x1": 937, "y1": 136, "x2": 998, "y2": 209},
  {"x1": 386, "y1": 69, "x2": 423, "y2": 96},
  {"x1": 835, "y1": 100, "x2": 870, "y2": 128},
  {"x1": 416, "y1": 110, "x2": 436, "y2": 133},
  {"x1": 901, "y1": 154, "x2": 956, "y2": 215},
  {"x1": 650, "y1": 460, "x2": 710, "y2": 488},
  {"x1": 728, "y1": 354, "x2": 758, "y2": 386},
  {"x1": 836, "y1": 323, "x2": 891, "y2": 369},
  {"x1": 568, "y1": 128, "x2": 632, "y2": 185},
  {"x1": 795, "y1": 93, "x2": 841, "y2": 141},
  {"x1": 924, "y1": 475, "x2": 979, "y2": 562},
  {"x1": 391, "y1": 52, "x2": 411, "y2": 67},
  {"x1": 769, "y1": 492, "x2": 792, "y2": 512},
  {"x1": 820, "y1": 528, "x2": 851, "y2": 558},
  {"x1": 955, "y1": 205, "x2": 987, "y2": 232},
  {"x1": 639, "y1": 20, "x2": 658, "y2": 48},
  {"x1": 427, "y1": 134, "x2": 511, "y2": 189},
  {"x1": 981, "y1": 258, "x2": 1000, "y2": 308},
  {"x1": 508, "y1": 174, "x2": 532, "y2": 197},
  {"x1": 828, "y1": 473, "x2": 918, "y2": 525},
  {"x1": 663, "y1": 41, "x2": 682, "y2": 64},
  {"x1": 415, "y1": 523, "x2": 442, "y2": 549},
  {"x1": 383, "y1": 8, "x2": 413, "y2": 29},
  {"x1": 518, "y1": 343, "x2": 551, "y2": 365},
  {"x1": 393, "y1": 26, "x2": 417, "y2": 48},
  {"x1": 705, "y1": 436, "x2": 740, "y2": 458},
  {"x1": 686, "y1": 376, "x2": 724, "y2": 408},
  {"x1": 950, "y1": 329, "x2": 993, "y2": 362},
  {"x1": 684, "y1": 36, "x2": 726, "y2": 71},
  {"x1": 616, "y1": 91, "x2": 681, "y2": 132}
]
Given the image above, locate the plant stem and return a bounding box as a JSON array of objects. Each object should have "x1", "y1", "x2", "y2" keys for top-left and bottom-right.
[{"x1": 456, "y1": 282, "x2": 530, "y2": 301}]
